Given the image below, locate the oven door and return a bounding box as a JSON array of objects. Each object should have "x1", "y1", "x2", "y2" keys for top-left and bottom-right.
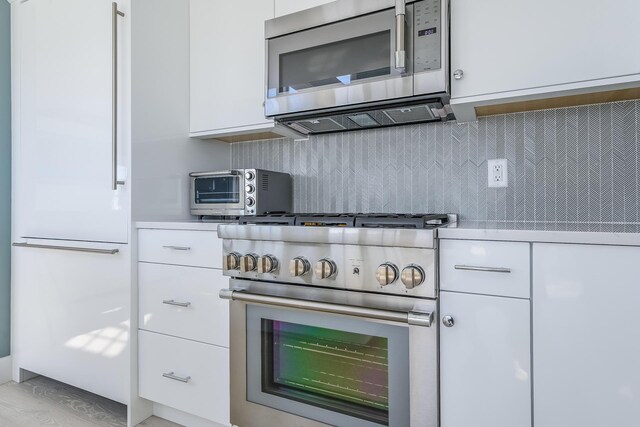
[
  {"x1": 190, "y1": 172, "x2": 245, "y2": 215},
  {"x1": 265, "y1": 4, "x2": 414, "y2": 117},
  {"x1": 222, "y1": 280, "x2": 438, "y2": 427}
]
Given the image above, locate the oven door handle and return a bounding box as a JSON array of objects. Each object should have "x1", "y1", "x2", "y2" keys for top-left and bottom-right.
[
  {"x1": 189, "y1": 170, "x2": 240, "y2": 177},
  {"x1": 220, "y1": 289, "x2": 433, "y2": 327}
]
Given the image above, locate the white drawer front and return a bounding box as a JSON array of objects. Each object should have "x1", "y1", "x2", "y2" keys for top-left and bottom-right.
[
  {"x1": 139, "y1": 331, "x2": 230, "y2": 425},
  {"x1": 139, "y1": 263, "x2": 229, "y2": 347},
  {"x1": 138, "y1": 229, "x2": 222, "y2": 269},
  {"x1": 440, "y1": 240, "x2": 530, "y2": 298}
]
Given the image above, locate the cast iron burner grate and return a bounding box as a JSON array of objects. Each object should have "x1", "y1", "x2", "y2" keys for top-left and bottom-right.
[{"x1": 237, "y1": 213, "x2": 451, "y2": 229}]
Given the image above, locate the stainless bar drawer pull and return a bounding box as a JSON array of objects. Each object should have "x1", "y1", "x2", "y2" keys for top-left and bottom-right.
[
  {"x1": 162, "y1": 300, "x2": 191, "y2": 308},
  {"x1": 162, "y1": 245, "x2": 191, "y2": 251},
  {"x1": 162, "y1": 372, "x2": 191, "y2": 383},
  {"x1": 13, "y1": 242, "x2": 119, "y2": 255},
  {"x1": 454, "y1": 265, "x2": 512, "y2": 274}
]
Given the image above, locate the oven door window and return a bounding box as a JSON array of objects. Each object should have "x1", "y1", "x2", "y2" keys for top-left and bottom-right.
[
  {"x1": 194, "y1": 176, "x2": 240, "y2": 204},
  {"x1": 246, "y1": 305, "x2": 410, "y2": 427}
]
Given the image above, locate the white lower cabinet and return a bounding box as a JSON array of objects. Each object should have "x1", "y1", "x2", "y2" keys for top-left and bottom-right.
[
  {"x1": 138, "y1": 331, "x2": 230, "y2": 424},
  {"x1": 533, "y1": 243, "x2": 640, "y2": 427},
  {"x1": 139, "y1": 263, "x2": 229, "y2": 347},
  {"x1": 440, "y1": 291, "x2": 531, "y2": 427},
  {"x1": 137, "y1": 227, "x2": 229, "y2": 426}
]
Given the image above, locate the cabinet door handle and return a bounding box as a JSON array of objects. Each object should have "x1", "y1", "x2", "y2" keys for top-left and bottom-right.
[
  {"x1": 162, "y1": 372, "x2": 191, "y2": 383},
  {"x1": 162, "y1": 300, "x2": 191, "y2": 308},
  {"x1": 454, "y1": 265, "x2": 511, "y2": 273},
  {"x1": 394, "y1": 0, "x2": 406, "y2": 72},
  {"x1": 162, "y1": 245, "x2": 191, "y2": 251},
  {"x1": 13, "y1": 242, "x2": 119, "y2": 255},
  {"x1": 112, "y1": 2, "x2": 125, "y2": 190}
]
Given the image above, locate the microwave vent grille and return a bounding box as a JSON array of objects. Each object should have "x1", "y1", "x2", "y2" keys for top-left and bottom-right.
[
  {"x1": 383, "y1": 105, "x2": 437, "y2": 124},
  {"x1": 262, "y1": 174, "x2": 269, "y2": 191},
  {"x1": 295, "y1": 118, "x2": 345, "y2": 133}
]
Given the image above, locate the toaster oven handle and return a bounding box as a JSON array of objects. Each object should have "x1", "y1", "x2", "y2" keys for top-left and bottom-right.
[
  {"x1": 220, "y1": 289, "x2": 433, "y2": 327},
  {"x1": 395, "y1": 0, "x2": 406, "y2": 72},
  {"x1": 189, "y1": 170, "x2": 241, "y2": 177}
]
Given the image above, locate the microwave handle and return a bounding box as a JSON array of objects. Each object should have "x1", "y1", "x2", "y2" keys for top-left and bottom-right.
[
  {"x1": 189, "y1": 170, "x2": 241, "y2": 177},
  {"x1": 395, "y1": 0, "x2": 406, "y2": 72}
]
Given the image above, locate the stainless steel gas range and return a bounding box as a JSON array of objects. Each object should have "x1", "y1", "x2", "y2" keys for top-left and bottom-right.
[{"x1": 219, "y1": 214, "x2": 454, "y2": 427}]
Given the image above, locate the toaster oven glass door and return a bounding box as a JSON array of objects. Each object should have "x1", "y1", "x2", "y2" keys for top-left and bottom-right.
[
  {"x1": 194, "y1": 175, "x2": 242, "y2": 205},
  {"x1": 265, "y1": 6, "x2": 414, "y2": 117}
]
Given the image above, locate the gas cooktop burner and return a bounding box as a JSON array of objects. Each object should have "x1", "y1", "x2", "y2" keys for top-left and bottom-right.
[{"x1": 238, "y1": 213, "x2": 452, "y2": 229}]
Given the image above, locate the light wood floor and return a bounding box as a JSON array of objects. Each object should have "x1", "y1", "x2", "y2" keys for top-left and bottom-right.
[{"x1": 0, "y1": 376, "x2": 181, "y2": 427}]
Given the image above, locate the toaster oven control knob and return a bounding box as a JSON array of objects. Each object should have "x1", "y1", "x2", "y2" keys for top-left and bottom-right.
[
  {"x1": 289, "y1": 257, "x2": 311, "y2": 277},
  {"x1": 315, "y1": 258, "x2": 337, "y2": 279},
  {"x1": 258, "y1": 255, "x2": 278, "y2": 274},
  {"x1": 401, "y1": 265, "x2": 425, "y2": 289},
  {"x1": 245, "y1": 171, "x2": 255, "y2": 181},
  {"x1": 246, "y1": 197, "x2": 256, "y2": 207},
  {"x1": 240, "y1": 253, "x2": 258, "y2": 273},
  {"x1": 223, "y1": 252, "x2": 241, "y2": 271},
  {"x1": 376, "y1": 263, "x2": 399, "y2": 286},
  {"x1": 245, "y1": 184, "x2": 255, "y2": 194}
]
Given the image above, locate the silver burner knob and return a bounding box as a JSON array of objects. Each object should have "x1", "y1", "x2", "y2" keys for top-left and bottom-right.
[
  {"x1": 258, "y1": 254, "x2": 279, "y2": 274},
  {"x1": 245, "y1": 171, "x2": 255, "y2": 180},
  {"x1": 223, "y1": 252, "x2": 241, "y2": 270},
  {"x1": 246, "y1": 197, "x2": 256, "y2": 207},
  {"x1": 315, "y1": 258, "x2": 337, "y2": 279},
  {"x1": 240, "y1": 253, "x2": 258, "y2": 273},
  {"x1": 289, "y1": 257, "x2": 311, "y2": 277},
  {"x1": 401, "y1": 265, "x2": 425, "y2": 289},
  {"x1": 245, "y1": 184, "x2": 255, "y2": 194},
  {"x1": 376, "y1": 263, "x2": 399, "y2": 286}
]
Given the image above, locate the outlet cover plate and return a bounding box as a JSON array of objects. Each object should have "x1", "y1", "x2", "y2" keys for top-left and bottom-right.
[{"x1": 488, "y1": 159, "x2": 508, "y2": 188}]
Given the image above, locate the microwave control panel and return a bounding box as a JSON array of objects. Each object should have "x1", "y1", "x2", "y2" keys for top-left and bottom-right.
[{"x1": 414, "y1": 0, "x2": 442, "y2": 72}]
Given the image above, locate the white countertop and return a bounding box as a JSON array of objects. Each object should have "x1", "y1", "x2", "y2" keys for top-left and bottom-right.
[
  {"x1": 136, "y1": 221, "x2": 223, "y2": 232},
  {"x1": 136, "y1": 220, "x2": 640, "y2": 246},
  {"x1": 438, "y1": 221, "x2": 640, "y2": 246}
]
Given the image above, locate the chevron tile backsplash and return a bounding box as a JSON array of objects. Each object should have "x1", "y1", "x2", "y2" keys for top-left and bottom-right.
[{"x1": 231, "y1": 100, "x2": 640, "y2": 223}]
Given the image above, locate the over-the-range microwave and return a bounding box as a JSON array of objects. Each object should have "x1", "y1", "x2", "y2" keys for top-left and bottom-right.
[
  {"x1": 265, "y1": 0, "x2": 452, "y2": 135},
  {"x1": 190, "y1": 169, "x2": 292, "y2": 217}
]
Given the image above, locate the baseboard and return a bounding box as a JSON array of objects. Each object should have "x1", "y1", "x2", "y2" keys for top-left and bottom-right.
[
  {"x1": 0, "y1": 356, "x2": 12, "y2": 384},
  {"x1": 152, "y1": 403, "x2": 229, "y2": 427}
]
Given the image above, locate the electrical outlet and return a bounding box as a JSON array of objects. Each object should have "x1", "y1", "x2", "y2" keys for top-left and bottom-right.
[{"x1": 488, "y1": 159, "x2": 508, "y2": 188}]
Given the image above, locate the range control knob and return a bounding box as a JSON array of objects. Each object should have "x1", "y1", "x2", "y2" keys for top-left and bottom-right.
[
  {"x1": 258, "y1": 254, "x2": 279, "y2": 274},
  {"x1": 401, "y1": 265, "x2": 425, "y2": 289},
  {"x1": 223, "y1": 252, "x2": 241, "y2": 270},
  {"x1": 246, "y1": 197, "x2": 256, "y2": 207},
  {"x1": 240, "y1": 253, "x2": 258, "y2": 273},
  {"x1": 245, "y1": 184, "x2": 255, "y2": 194},
  {"x1": 376, "y1": 263, "x2": 399, "y2": 286},
  {"x1": 315, "y1": 258, "x2": 338, "y2": 279},
  {"x1": 289, "y1": 257, "x2": 311, "y2": 277},
  {"x1": 245, "y1": 171, "x2": 255, "y2": 181}
]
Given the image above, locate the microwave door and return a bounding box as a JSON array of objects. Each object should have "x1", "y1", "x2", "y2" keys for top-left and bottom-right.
[{"x1": 265, "y1": 5, "x2": 414, "y2": 117}]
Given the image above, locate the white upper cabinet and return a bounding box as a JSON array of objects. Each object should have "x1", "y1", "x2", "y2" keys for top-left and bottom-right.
[
  {"x1": 450, "y1": 0, "x2": 640, "y2": 121},
  {"x1": 189, "y1": 0, "x2": 275, "y2": 139},
  {"x1": 533, "y1": 243, "x2": 640, "y2": 427},
  {"x1": 13, "y1": 0, "x2": 129, "y2": 243},
  {"x1": 440, "y1": 291, "x2": 531, "y2": 427},
  {"x1": 274, "y1": 0, "x2": 334, "y2": 17}
]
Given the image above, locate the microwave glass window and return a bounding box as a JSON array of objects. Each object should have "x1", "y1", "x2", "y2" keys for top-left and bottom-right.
[
  {"x1": 278, "y1": 31, "x2": 391, "y2": 94},
  {"x1": 261, "y1": 319, "x2": 390, "y2": 425},
  {"x1": 194, "y1": 176, "x2": 240, "y2": 204}
]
